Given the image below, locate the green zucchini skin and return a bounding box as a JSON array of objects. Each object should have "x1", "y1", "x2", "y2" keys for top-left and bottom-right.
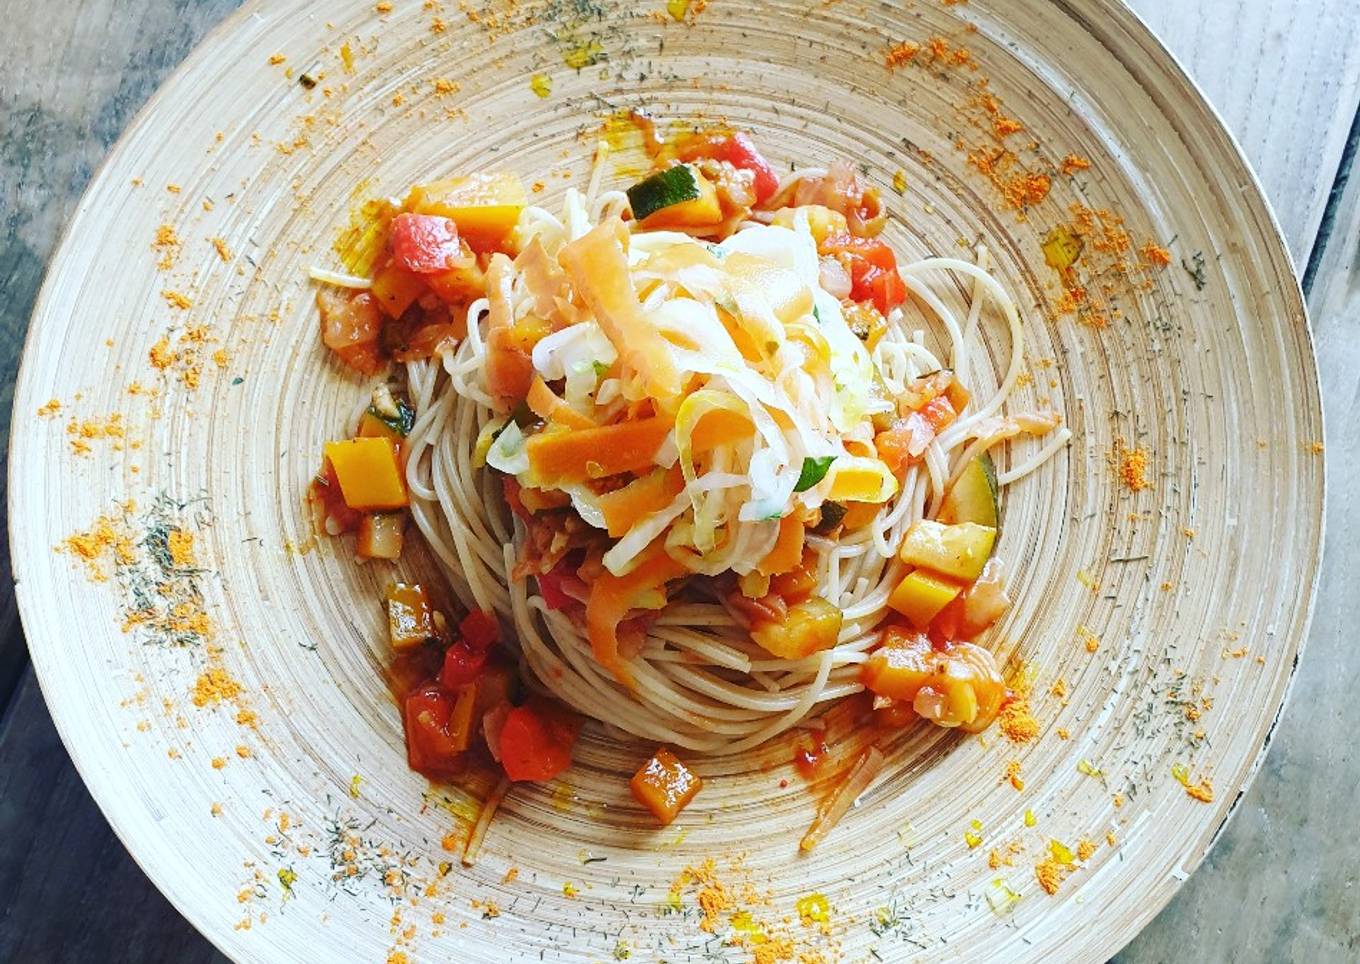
[
  {"x1": 627, "y1": 165, "x2": 702, "y2": 221},
  {"x1": 939, "y1": 453, "x2": 999, "y2": 529}
]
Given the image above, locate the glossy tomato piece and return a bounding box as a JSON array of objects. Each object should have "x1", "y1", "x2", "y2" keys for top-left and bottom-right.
[
  {"x1": 820, "y1": 232, "x2": 908, "y2": 314},
  {"x1": 459, "y1": 610, "x2": 500, "y2": 652},
  {"x1": 717, "y1": 133, "x2": 779, "y2": 204},
  {"x1": 439, "y1": 640, "x2": 487, "y2": 688},
  {"x1": 498, "y1": 701, "x2": 580, "y2": 782},
  {"x1": 403, "y1": 685, "x2": 464, "y2": 776},
  {"x1": 390, "y1": 213, "x2": 464, "y2": 274}
]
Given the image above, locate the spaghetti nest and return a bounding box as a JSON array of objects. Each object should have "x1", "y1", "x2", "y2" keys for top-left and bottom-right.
[{"x1": 392, "y1": 150, "x2": 1068, "y2": 753}]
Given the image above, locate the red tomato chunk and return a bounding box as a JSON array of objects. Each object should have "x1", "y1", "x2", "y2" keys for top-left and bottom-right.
[{"x1": 390, "y1": 213, "x2": 464, "y2": 274}]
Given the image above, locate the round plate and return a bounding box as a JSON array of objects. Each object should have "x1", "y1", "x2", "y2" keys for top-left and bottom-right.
[{"x1": 10, "y1": 0, "x2": 1323, "y2": 961}]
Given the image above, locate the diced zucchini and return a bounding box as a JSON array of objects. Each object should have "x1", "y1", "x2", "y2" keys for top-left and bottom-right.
[
  {"x1": 386, "y1": 582, "x2": 434, "y2": 651},
  {"x1": 357, "y1": 512, "x2": 404, "y2": 560},
  {"x1": 938, "y1": 454, "x2": 998, "y2": 528},
  {"x1": 898, "y1": 519, "x2": 996, "y2": 582},
  {"x1": 358, "y1": 399, "x2": 416, "y2": 439},
  {"x1": 626, "y1": 164, "x2": 720, "y2": 227},
  {"x1": 888, "y1": 569, "x2": 966, "y2": 628}
]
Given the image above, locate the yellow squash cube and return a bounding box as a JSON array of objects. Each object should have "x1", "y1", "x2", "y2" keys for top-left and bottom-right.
[
  {"x1": 385, "y1": 582, "x2": 433, "y2": 651},
  {"x1": 630, "y1": 747, "x2": 702, "y2": 826},
  {"x1": 406, "y1": 172, "x2": 526, "y2": 251},
  {"x1": 324, "y1": 437, "x2": 408, "y2": 511},
  {"x1": 826, "y1": 457, "x2": 899, "y2": 503},
  {"x1": 750, "y1": 596, "x2": 844, "y2": 659},
  {"x1": 888, "y1": 569, "x2": 966, "y2": 628}
]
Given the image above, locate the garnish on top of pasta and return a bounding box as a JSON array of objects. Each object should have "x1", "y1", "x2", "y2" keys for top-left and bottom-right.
[{"x1": 308, "y1": 121, "x2": 1069, "y2": 847}]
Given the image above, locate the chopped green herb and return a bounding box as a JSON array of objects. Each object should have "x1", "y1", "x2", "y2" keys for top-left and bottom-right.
[
  {"x1": 794, "y1": 455, "x2": 836, "y2": 492},
  {"x1": 1183, "y1": 251, "x2": 1207, "y2": 291}
]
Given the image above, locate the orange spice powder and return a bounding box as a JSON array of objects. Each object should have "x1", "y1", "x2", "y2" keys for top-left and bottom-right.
[
  {"x1": 1117, "y1": 443, "x2": 1153, "y2": 491},
  {"x1": 884, "y1": 41, "x2": 922, "y2": 69}
]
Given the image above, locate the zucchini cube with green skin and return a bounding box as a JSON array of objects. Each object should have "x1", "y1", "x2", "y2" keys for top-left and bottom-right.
[
  {"x1": 626, "y1": 164, "x2": 720, "y2": 227},
  {"x1": 938, "y1": 454, "x2": 998, "y2": 528},
  {"x1": 898, "y1": 520, "x2": 996, "y2": 582}
]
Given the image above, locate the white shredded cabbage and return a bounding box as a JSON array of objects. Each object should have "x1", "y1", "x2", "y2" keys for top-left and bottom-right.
[{"x1": 486, "y1": 421, "x2": 529, "y2": 475}]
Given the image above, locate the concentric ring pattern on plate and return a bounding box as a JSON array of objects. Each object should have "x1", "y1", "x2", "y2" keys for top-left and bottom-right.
[{"x1": 9, "y1": 0, "x2": 1322, "y2": 961}]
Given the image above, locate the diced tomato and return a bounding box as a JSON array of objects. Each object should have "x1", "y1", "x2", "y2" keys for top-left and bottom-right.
[
  {"x1": 460, "y1": 610, "x2": 500, "y2": 652},
  {"x1": 390, "y1": 213, "x2": 464, "y2": 274},
  {"x1": 318, "y1": 288, "x2": 385, "y2": 375},
  {"x1": 676, "y1": 131, "x2": 780, "y2": 205},
  {"x1": 498, "y1": 701, "x2": 580, "y2": 782},
  {"x1": 537, "y1": 565, "x2": 573, "y2": 610},
  {"x1": 717, "y1": 133, "x2": 780, "y2": 204},
  {"x1": 931, "y1": 559, "x2": 1010, "y2": 643},
  {"x1": 439, "y1": 640, "x2": 487, "y2": 688},
  {"x1": 870, "y1": 269, "x2": 907, "y2": 314},
  {"x1": 819, "y1": 232, "x2": 907, "y2": 314},
  {"x1": 875, "y1": 396, "x2": 957, "y2": 475},
  {"x1": 403, "y1": 685, "x2": 465, "y2": 776},
  {"x1": 502, "y1": 476, "x2": 532, "y2": 521},
  {"x1": 536, "y1": 558, "x2": 589, "y2": 610}
]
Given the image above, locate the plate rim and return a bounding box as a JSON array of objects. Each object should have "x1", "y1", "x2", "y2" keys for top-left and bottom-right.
[{"x1": 7, "y1": 0, "x2": 1327, "y2": 960}]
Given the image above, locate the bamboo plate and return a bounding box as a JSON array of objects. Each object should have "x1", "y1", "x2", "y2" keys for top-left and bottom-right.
[{"x1": 9, "y1": 0, "x2": 1323, "y2": 961}]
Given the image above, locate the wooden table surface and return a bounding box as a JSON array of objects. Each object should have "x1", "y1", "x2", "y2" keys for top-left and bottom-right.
[{"x1": 1, "y1": 1, "x2": 1357, "y2": 960}]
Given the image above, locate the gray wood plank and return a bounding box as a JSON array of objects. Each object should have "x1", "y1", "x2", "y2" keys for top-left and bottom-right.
[
  {"x1": 0, "y1": 668, "x2": 227, "y2": 963},
  {"x1": 1128, "y1": 0, "x2": 1360, "y2": 264},
  {"x1": 1116, "y1": 119, "x2": 1360, "y2": 964}
]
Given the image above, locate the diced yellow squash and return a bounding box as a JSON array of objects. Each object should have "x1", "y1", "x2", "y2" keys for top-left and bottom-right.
[
  {"x1": 386, "y1": 582, "x2": 434, "y2": 651},
  {"x1": 770, "y1": 204, "x2": 848, "y2": 244},
  {"x1": 826, "y1": 456, "x2": 899, "y2": 503},
  {"x1": 751, "y1": 596, "x2": 843, "y2": 659},
  {"x1": 898, "y1": 519, "x2": 995, "y2": 581},
  {"x1": 357, "y1": 512, "x2": 404, "y2": 560},
  {"x1": 447, "y1": 683, "x2": 478, "y2": 754},
  {"x1": 888, "y1": 569, "x2": 966, "y2": 628},
  {"x1": 370, "y1": 260, "x2": 427, "y2": 318},
  {"x1": 861, "y1": 633, "x2": 934, "y2": 701},
  {"x1": 406, "y1": 172, "x2": 527, "y2": 251},
  {"x1": 324, "y1": 437, "x2": 408, "y2": 511},
  {"x1": 630, "y1": 747, "x2": 702, "y2": 826},
  {"x1": 840, "y1": 500, "x2": 881, "y2": 530},
  {"x1": 722, "y1": 252, "x2": 814, "y2": 325},
  {"x1": 358, "y1": 410, "x2": 401, "y2": 441}
]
